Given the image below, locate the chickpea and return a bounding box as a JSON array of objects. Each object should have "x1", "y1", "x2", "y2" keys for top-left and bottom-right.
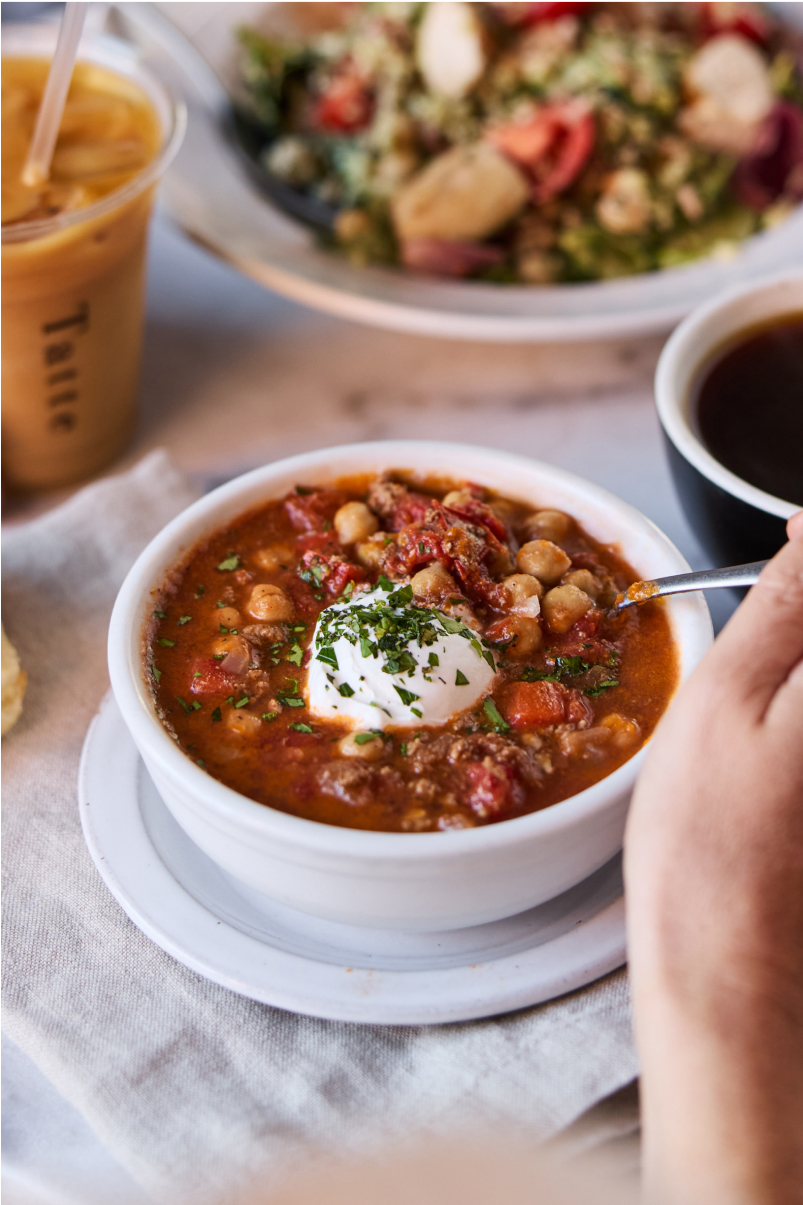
[
  {"x1": 495, "y1": 614, "x2": 543, "y2": 658},
  {"x1": 442, "y1": 488, "x2": 473, "y2": 508},
  {"x1": 491, "y1": 545, "x2": 515, "y2": 577},
  {"x1": 559, "y1": 726, "x2": 612, "y2": 759},
  {"x1": 521, "y1": 510, "x2": 571, "y2": 544},
  {"x1": 411, "y1": 562, "x2": 456, "y2": 601},
  {"x1": 501, "y1": 573, "x2": 543, "y2": 618},
  {"x1": 517, "y1": 540, "x2": 572, "y2": 585},
  {"x1": 338, "y1": 731, "x2": 385, "y2": 761},
  {"x1": 542, "y1": 584, "x2": 592, "y2": 634},
  {"x1": 562, "y1": 569, "x2": 602, "y2": 602},
  {"x1": 334, "y1": 501, "x2": 379, "y2": 545},
  {"x1": 211, "y1": 633, "x2": 250, "y2": 661},
  {"x1": 225, "y1": 710, "x2": 263, "y2": 738},
  {"x1": 355, "y1": 532, "x2": 390, "y2": 569},
  {"x1": 215, "y1": 606, "x2": 240, "y2": 630},
  {"x1": 254, "y1": 547, "x2": 292, "y2": 572},
  {"x1": 601, "y1": 713, "x2": 641, "y2": 749},
  {"x1": 247, "y1": 583, "x2": 294, "y2": 623}
]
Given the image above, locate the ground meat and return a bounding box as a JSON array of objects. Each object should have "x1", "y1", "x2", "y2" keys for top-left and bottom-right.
[
  {"x1": 317, "y1": 760, "x2": 404, "y2": 808},
  {"x1": 408, "y1": 730, "x2": 545, "y2": 789},
  {"x1": 367, "y1": 475, "x2": 408, "y2": 521},
  {"x1": 241, "y1": 623, "x2": 286, "y2": 647}
]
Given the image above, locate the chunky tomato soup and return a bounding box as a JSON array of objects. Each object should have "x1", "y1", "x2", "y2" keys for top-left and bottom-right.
[{"x1": 147, "y1": 473, "x2": 678, "y2": 832}]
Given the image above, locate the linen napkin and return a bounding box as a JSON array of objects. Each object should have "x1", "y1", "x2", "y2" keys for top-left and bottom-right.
[{"x1": 2, "y1": 451, "x2": 638, "y2": 1203}]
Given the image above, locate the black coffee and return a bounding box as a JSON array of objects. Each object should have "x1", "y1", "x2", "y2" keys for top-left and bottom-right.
[{"x1": 693, "y1": 315, "x2": 803, "y2": 507}]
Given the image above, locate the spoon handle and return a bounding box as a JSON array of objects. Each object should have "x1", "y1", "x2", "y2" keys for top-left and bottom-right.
[{"x1": 613, "y1": 560, "x2": 769, "y2": 613}]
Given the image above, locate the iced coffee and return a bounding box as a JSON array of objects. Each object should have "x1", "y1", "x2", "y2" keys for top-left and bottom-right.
[{"x1": 2, "y1": 50, "x2": 182, "y2": 491}]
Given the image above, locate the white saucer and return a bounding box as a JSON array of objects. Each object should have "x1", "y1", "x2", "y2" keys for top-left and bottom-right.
[{"x1": 79, "y1": 695, "x2": 626, "y2": 1024}]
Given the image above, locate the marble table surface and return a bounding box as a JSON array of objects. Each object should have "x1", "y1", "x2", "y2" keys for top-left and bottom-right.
[{"x1": 2, "y1": 209, "x2": 739, "y2": 1205}]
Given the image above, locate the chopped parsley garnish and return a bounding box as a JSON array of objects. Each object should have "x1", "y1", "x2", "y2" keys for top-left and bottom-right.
[
  {"x1": 399, "y1": 742, "x2": 408, "y2": 757},
  {"x1": 216, "y1": 554, "x2": 240, "y2": 572},
  {"x1": 279, "y1": 696, "x2": 305, "y2": 708},
  {"x1": 178, "y1": 615, "x2": 192, "y2": 625},
  {"x1": 410, "y1": 707, "x2": 423, "y2": 718},
  {"x1": 216, "y1": 600, "x2": 226, "y2": 608},
  {"x1": 196, "y1": 759, "x2": 206, "y2": 769},
  {"x1": 312, "y1": 583, "x2": 495, "y2": 691},
  {"x1": 176, "y1": 697, "x2": 191, "y2": 713},
  {"x1": 195, "y1": 585, "x2": 205, "y2": 598},
  {"x1": 337, "y1": 683, "x2": 355, "y2": 697},
  {"x1": 151, "y1": 667, "x2": 162, "y2": 683},
  {"x1": 483, "y1": 697, "x2": 509, "y2": 733},
  {"x1": 584, "y1": 679, "x2": 620, "y2": 697},
  {"x1": 158, "y1": 638, "x2": 176, "y2": 648},
  {"x1": 262, "y1": 712, "x2": 278, "y2": 722},
  {"x1": 394, "y1": 685, "x2": 420, "y2": 706},
  {"x1": 455, "y1": 669, "x2": 469, "y2": 686},
  {"x1": 354, "y1": 730, "x2": 382, "y2": 745},
  {"x1": 289, "y1": 722, "x2": 313, "y2": 733},
  {"x1": 286, "y1": 643, "x2": 304, "y2": 667},
  {"x1": 153, "y1": 609, "x2": 166, "y2": 619},
  {"x1": 211, "y1": 707, "x2": 222, "y2": 722},
  {"x1": 213, "y1": 653, "x2": 226, "y2": 661},
  {"x1": 234, "y1": 695, "x2": 249, "y2": 708}
]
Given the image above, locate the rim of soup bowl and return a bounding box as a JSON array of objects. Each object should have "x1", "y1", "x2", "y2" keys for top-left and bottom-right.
[
  {"x1": 108, "y1": 440, "x2": 713, "y2": 860},
  {"x1": 655, "y1": 269, "x2": 803, "y2": 522}
]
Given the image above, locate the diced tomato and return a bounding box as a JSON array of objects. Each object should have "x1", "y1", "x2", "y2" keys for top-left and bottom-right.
[
  {"x1": 284, "y1": 729, "x2": 320, "y2": 748},
  {"x1": 297, "y1": 531, "x2": 341, "y2": 556},
  {"x1": 386, "y1": 491, "x2": 435, "y2": 532},
  {"x1": 326, "y1": 558, "x2": 366, "y2": 597},
  {"x1": 498, "y1": 680, "x2": 569, "y2": 728},
  {"x1": 489, "y1": 100, "x2": 595, "y2": 203},
  {"x1": 314, "y1": 69, "x2": 373, "y2": 133},
  {"x1": 189, "y1": 658, "x2": 245, "y2": 696},
  {"x1": 698, "y1": 2, "x2": 770, "y2": 46},
  {"x1": 285, "y1": 489, "x2": 349, "y2": 533},
  {"x1": 464, "y1": 761, "x2": 522, "y2": 819},
  {"x1": 441, "y1": 495, "x2": 509, "y2": 544},
  {"x1": 400, "y1": 238, "x2": 505, "y2": 278}
]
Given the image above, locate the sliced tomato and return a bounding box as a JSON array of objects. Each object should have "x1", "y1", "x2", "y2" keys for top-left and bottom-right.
[
  {"x1": 489, "y1": 101, "x2": 594, "y2": 203},
  {"x1": 314, "y1": 69, "x2": 373, "y2": 133},
  {"x1": 498, "y1": 680, "x2": 569, "y2": 728},
  {"x1": 326, "y1": 558, "x2": 366, "y2": 597}
]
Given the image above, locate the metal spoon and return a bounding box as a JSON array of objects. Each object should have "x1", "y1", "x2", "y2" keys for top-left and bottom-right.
[{"x1": 610, "y1": 560, "x2": 768, "y2": 615}]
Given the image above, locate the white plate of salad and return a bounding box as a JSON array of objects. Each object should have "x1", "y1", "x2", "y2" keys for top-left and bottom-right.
[{"x1": 124, "y1": 1, "x2": 803, "y2": 340}]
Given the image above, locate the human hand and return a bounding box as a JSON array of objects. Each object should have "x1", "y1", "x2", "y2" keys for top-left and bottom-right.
[{"x1": 625, "y1": 514, "x2": 803, "y2": 1205}]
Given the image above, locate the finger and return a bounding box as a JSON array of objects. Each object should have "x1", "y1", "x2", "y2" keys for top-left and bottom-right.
[
  {"x1": 787, "y1": 511, "x2": 803, "y2": 541},
  {"x1": 698, "y1": 534, "x2": 803, "y2": 718}
]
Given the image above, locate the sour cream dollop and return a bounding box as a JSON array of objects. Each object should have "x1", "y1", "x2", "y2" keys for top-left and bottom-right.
[{"x1": 306, "y1": 581, "x2": 497, "y2": 730}]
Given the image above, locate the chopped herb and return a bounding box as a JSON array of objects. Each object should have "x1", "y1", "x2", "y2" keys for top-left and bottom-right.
[
  {"x1": 176, "y1": 697, "x2": 191, "y2": 713},
  {"x1": 225, "y1": 695, "x2": 234, "y2": 705},
  {"x1": 213, "y1": 653, "x2": 226, "y2": 661},
  {"x1": 191, "y1": 700, "x2": 201, "y2": 711},
  {"x1": 289, "y1": 722, "x2": 313, "y2": 733},
  {"x1": 400, "y1": 742, "x2": 408, "y2": 757},
  {"x1": 193, "y1": 672, "x2": 202, "y2": 678},
  {"x1": 483, "y1": 697, "x2": 510, "y2": 733},
  {"x1": 455, "y1": 669, "x2": 469, "y2": 686},
  {"x1": 197, "y1": 759, "x2": 206, "y2": 769},
  {"x1": 216, "y1": 554, "x2": 240, "y2": 572},
  {"x1": 211, "y1": 707, "x2": 222, "y2": 722},
  {"x1": 609, "y1": 651, "x2": 619, "y2": 665},
  {"x1": 217, "y1": 600, "x2": 226, "y2": 608},
  {"x1": 342, "y1": 580, "x2": 355, "y2": 600},
  {"x1": 383, "y1": 537, "x2": 393, "y2": 546},
  {"x1": 219, "y1": 624, "x2": 229, "y2": 634},
  {"x1": 195, "y1": 585, "x2": 205, "y2": 598},
  {"x1": 316, "y1": 646, "x2": 339, "y2": 670},
  {"x1": 262, "y1": 712, "x2": 278, "y2": 722},
  {"x1": 324, "y1": 519, "x2": 330, "y2": 531},
  {"x1": 152, "y1": 667, "x2": 162, "y2": 683},
  {"x1": 234, "y1": 696, "x2": 249, "y2": 708},
  {"x1": 410, "y1": 707, "x2": 423, "y2": 718},
  {"x1": 418, "y1": 541, "x2": 425, "y2": 555},
  {"x1": 158, "y1": 638, "x2": 176, "y2": 648},
  {"x1": 338, "y1": 682, "x2": 355, "y2": 697},
  {"x1": 178, "y1": 615, "x2": 192, "y2": 625},
  {"x1": 354, "y1": 731, "x2": 381, "y2": 745},
  {"x1": 584, "y1": 679, "x2": 620, "y2": 697},
  {"x1": 153, "y1": 609, "x2": 166, "y2": 619},
  {"x1": 582, "y1": 643, "x2": 593, "y2": 649},
  {"x1": 428, "y1": 652, "x2": 439, "y2": 668},
  {"x1": 286, "y1": 643, "x2": 304, "y2": 667},
  {"x1": 248, "y1": 662, "x2": 258, "y2": 670},
  {"x1": 394, "y1": 685, "x2": 420, "y2": 706},
  {"x1": 279, "y1": 696, "x2": 305, "y2": 708}
]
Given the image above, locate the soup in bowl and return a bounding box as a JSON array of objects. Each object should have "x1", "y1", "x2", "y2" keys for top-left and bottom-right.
[{"x1": 108, "y1": 442, "x2": 712, "y2": 930}]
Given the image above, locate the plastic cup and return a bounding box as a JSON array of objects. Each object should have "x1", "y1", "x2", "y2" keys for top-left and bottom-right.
[{"x1": 1, "y1": 26, "x2": 185, "y2": 492}]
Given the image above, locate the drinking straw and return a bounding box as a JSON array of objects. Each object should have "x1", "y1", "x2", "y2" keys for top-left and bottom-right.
[{"x1": 21, "y1": 2, "x2": 89, "y2": 188}]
